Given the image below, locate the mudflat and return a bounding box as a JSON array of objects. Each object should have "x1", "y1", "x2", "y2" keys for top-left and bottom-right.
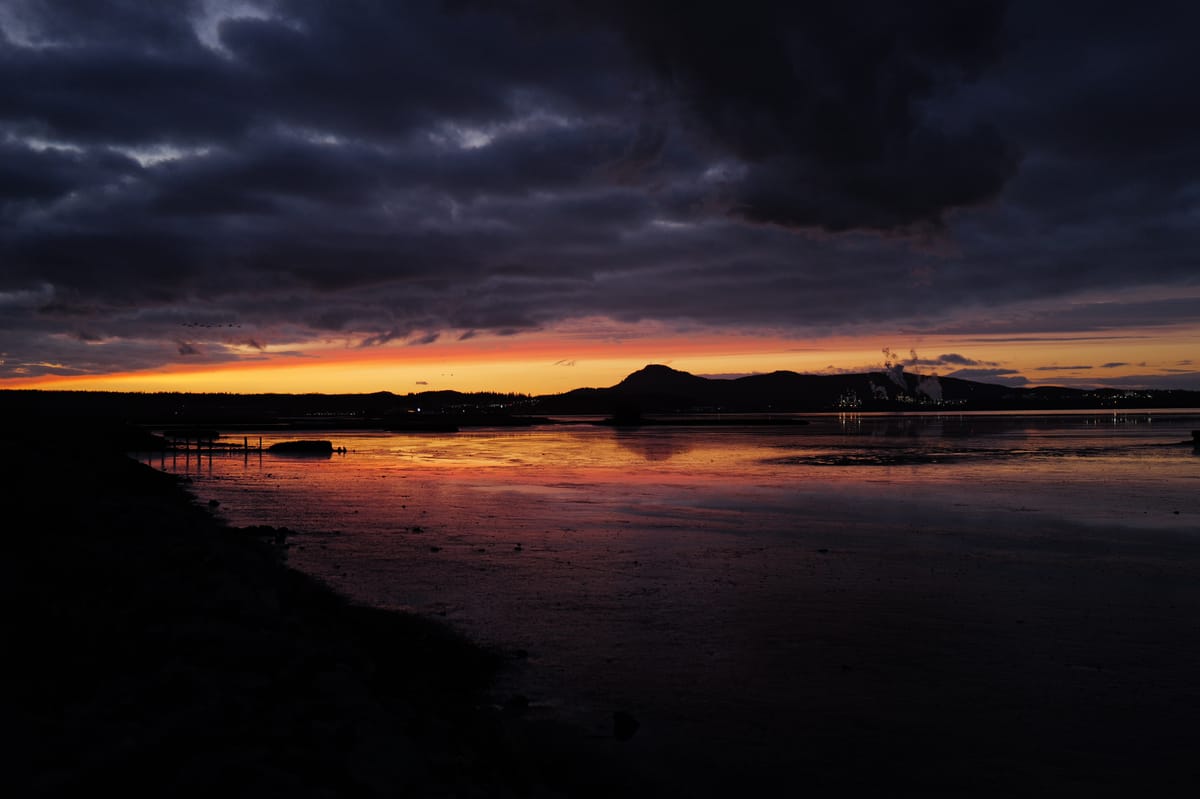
[
  {"x1": 8, "y1": 421, "x2": 1200, "y2": 796},
  {"x1": 4, "y1": 424, "x2": 632, "y2": 797}
]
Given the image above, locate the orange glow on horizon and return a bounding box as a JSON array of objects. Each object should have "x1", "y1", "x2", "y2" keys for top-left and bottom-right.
[{"x1": 3, "y1": 319, "x2": 1197, "y2": 394}]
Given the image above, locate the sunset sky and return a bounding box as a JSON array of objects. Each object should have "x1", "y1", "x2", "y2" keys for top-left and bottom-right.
[{"x1": 1, "y1": 1, "x2": 1197, "y2": 395}]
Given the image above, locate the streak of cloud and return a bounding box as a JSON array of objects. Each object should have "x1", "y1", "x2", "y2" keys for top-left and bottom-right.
[{"x1": 0, "y1": 1, "x2": 1197, "y2": 382}]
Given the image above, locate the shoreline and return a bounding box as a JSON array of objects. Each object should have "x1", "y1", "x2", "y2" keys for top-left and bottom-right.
[
  {"x1": 6, "y1": 422, "x2": 636, "y2": 797},
  {"x1": 185, "y1": 424, "x2": 1200, "y2": 796},
  {"x1": 10, "y1": 419, "x2": 1200, "y2": 795}
]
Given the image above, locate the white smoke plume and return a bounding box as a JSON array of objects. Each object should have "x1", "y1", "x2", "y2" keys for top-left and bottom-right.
[
  {"x1": 917, "y1": 374, "x2": 943, "y2": 401},
  {"x1": 883, "y1": 347, "x2": 943, "y2": 402},
  {"x1": 881, "y1": 347, "x2": 908, "y2": 389}
]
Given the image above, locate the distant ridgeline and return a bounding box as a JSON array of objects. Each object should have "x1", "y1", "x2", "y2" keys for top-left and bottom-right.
[
  {"x1": 533, "y1": 365, "x2": 1200, "y2": 415},
  {"x1": 2, "y1": 365, "x2": 1198, "y2": 426}
]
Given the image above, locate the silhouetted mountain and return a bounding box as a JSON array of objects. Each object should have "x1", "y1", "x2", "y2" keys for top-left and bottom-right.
[
  {"x1": 531, "y1": 364, "x2": 1200, "y2": 414},
  {"x1": 3, "y1": 366, "x2": 1197, "y2": 426},
  {"x1": 614, "y1": 364, "x2": 715, "y2": 395}
]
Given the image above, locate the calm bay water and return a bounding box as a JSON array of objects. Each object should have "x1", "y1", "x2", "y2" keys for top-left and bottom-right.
[
  {"x1": 142, "y1": 411, "x2": 1200, "y2": 789},
  {"x1": 150, "y1": 411, "x2": 1200, "y2": 548}
]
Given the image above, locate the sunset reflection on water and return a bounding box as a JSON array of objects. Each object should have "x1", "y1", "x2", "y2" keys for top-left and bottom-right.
[
  {"x1": 141, "y1": 413, "x2": 1200, "y2": 775},
  {"x1": 149, "y1": 413, "x2": 1200, "y2": 541}
]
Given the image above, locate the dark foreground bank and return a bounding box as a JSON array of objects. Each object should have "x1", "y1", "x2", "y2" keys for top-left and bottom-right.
[
  {"x1": 3, "y1": 423, "x2": 634, "y2": 797},
  {"x1": 9, "y1": 421, "x2": 1200, "y2": 797}
]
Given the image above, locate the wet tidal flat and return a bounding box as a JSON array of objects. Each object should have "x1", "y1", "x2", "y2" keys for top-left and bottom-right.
[{"x1": 150, "y1": 413, "x2": 1200, "y2": 793}]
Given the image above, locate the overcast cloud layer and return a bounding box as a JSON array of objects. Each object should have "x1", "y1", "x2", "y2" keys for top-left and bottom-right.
[{"x1": 1, "y1": 0, "x2": 1197, "y2": 382}]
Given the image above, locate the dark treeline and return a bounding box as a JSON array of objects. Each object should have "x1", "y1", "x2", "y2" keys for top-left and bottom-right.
[
  {"x1": 3, "y1": 365, "x2": 1198, "y2": 429},
  {"x1": 0, "y1": 388, "x2": 535, "y2": 428}
]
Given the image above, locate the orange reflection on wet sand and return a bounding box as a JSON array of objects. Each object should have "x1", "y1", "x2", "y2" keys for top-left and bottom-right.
[{"x1": 142, "y1": 416, "x2": 1200, "y2": 793}]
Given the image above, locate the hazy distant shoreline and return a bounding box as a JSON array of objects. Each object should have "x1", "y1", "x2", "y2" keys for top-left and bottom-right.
[{"x1": 4, "y1": 365, "x2": 1200, "y2": 434}]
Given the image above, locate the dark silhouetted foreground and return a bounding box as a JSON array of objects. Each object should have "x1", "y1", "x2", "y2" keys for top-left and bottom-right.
[
  {"x1": 4, "y1": 422, "x2": 633, "y2": 797},
  {"x1": 7, "y1": 418, "x2": 1200, "y2": 797}
]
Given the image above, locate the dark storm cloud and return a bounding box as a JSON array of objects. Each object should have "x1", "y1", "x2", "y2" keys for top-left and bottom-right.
[
  {"x1": 0, "y1": 0, "x2": 620, "y2": 146},
  {"x1": 487, "y1": 0, "x2": 1019, "y2": 231},
  {"x1": 408, "y1": 331, "x2": 440, "y2": 346},
  {"x1": 1, "y1": 0, "x2": 202, "y2": 47},
  {"x1": 896, "y1": 352, "x2": 994, "y2": 369},
  {"x1": 920, "y1": 297, "x2": 1200, "y2": 338},
  {"x1": 0, "y1": 141, "x2": 136, "y2": 202},
  {"x1": 1045, "y1": 372, "x2": 1200, "y2": 391},
  {"x1": 936, "y1": 353, "x2": 986, "y2": 367},
  {"x1": 947, "y1": 368, "x2": 1027, "y2": 387},
  {"x1": 652, "y1": 1, "x2": 1011, "y2": 229},
  {"x1": 2, "y1": 0, "x2": 1199, "y2": 381}
]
